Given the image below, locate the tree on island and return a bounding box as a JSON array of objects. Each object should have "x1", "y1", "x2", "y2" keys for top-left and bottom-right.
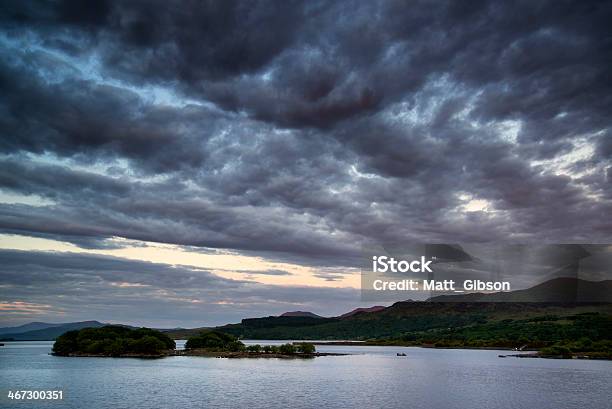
[
  {"x1": 185, "y1": 330, "x2": 245, "y2": 351},
  {"x1": 296, "y1": 342, "x2": 316, "y2": 354},
  {"x1": 52, "y1": 326, "x2": 175, "y2": 356},
  {"x1": 184, "y1": 332, "x2": 317, "y2": 356},
  {"x1": 279, "y1": 343, "x2": 296, "y2": 354},
  {"x1": 247, "y1": 342, "x2": 315, "y2": 354},
  {"x1": 246, "y1": 344, "x2": 262, "y2": 353}
]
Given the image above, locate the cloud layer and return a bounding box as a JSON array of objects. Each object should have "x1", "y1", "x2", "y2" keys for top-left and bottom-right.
[{"x1": 0, "y1": 1, "x2": 611, "y2": 325}]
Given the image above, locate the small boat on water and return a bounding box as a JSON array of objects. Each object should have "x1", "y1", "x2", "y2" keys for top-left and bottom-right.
[{"x1": 396, "y1": 352, "x2": 407, "y2": 356}]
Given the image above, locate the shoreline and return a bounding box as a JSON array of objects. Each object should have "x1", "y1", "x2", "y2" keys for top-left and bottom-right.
[
  {"x1": 50, "y1": 350, "x2": 348, "y2": 359},
  {"x1": 312, "y1": 341, "x2": 537, "y2": 350},
  {"x1": 51, "y1": 351, "x2": 171, "y2": 359},
  {"x1": 41, "y1": 343, "x2": 611, "y2": 361},
  {"x1": 176, "y1": 349, "x2": 348, "y2": 358},
  {"x1": 498, "y1": 352, "x2": 612, "y2": 360}
]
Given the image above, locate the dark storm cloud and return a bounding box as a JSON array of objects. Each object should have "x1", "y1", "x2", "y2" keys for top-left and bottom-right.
[
  {"x1": 0, "y1": 58, "x2": 222, "y2": 173},
  {"x1": 0, "y1": 158, "x2": 360, "y2": 260},
  {"x1": 0, "y1": 249, "x2": 359, "y2": 326},
  {"x1": 0, "y1": 0, "x2": 611, "y2": 267}
]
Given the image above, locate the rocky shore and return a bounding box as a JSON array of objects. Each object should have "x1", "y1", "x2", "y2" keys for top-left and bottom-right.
[
  {"x1": 52, "y1": 350, "x2": 348, "y2": 359},
  {"x1": 175, "y1": 349, "x2": 348, "y2": 358},
  {"x1": 51, "y1": 351, "x2": 173, "y2": 359},
  {"x1": 497, "y1": 352, "x2": 611, "y2": 360}
]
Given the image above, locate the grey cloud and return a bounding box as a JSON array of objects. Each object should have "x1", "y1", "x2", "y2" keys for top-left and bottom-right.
[
  {"x1": 0, "y1": 249, "x2": 360, "y2": 327},
  {"x1": 236, "y1": 269, "x2": 293, "y2": 276},
  {"x1": 0, "y1": 0, "x2": 610, "y2": 274},
  {"x1": 313, "y1": 273, "x2": 345, "y2": 282},
  {"x1": 0, "y1": 59, "x2": 224, "y2": 174}
]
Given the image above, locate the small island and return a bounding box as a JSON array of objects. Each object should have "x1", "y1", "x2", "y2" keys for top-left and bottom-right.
[
  {"x1": 179, "y1": 330, "x2": 344, "y2": 358},
  {"x1": 51, "y1": 327, "x2": 345, "y2": 359},
  {"x1": 52, "y1": 326, "x2": 175, "y2": 358}
]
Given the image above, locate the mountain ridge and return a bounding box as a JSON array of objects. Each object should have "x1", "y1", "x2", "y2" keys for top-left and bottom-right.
[
  {"x1": 427, "y1": 277, "x2": 612, "y2": 303},
  {"x1": 280, "y1": 311, "x2": 323, "y2": 318},
  {"x1": 0, "y1": 321, "x2": 107, "y2": 341},
  {"x1": 339, "y1": 306, "x2": 387, "y2": 318},
  {"x1": 0, "y1": 321, "x2": 66, "y2": 335}
]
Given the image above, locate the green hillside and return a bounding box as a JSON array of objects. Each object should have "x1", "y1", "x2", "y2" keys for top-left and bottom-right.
[{"x1": 210, "y1": 302, "x2": 611, "y2": 345}]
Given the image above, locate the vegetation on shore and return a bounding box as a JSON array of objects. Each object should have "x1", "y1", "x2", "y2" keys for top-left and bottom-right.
[
  {"x1": 184, "y1": 330, "x2": 316, "y2": 356},
  {"x1": 178, "y1": 303, "x2": 610, "y2": 342},
  {"x1": 48, "y1": 301, "x2": 611, "y2": 360},
  {"x1": 184, "y1": 330, "x2": 244, "y2": 351},
  {"x1": 52, "y1": 326, "x2": 175, "y2": 357},
  {"x1": 169, "y1": 303, "x2": 612, "y2": 358},
  {"x1": 380, "y1": 312, "x2": 611, "y2": 349},
  {"x1": 378, "y1": 314, "x2": 612, "y2": 359},
  {"x1": 537, "y1": 339, "x2": 612, "y2": 359}
]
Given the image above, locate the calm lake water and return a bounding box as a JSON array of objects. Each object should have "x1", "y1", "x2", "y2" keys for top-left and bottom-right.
[{"x1": 1, "y1": 341, "x2": 610, "y2": 409}]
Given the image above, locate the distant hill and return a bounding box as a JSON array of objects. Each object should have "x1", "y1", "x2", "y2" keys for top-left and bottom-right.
[
  {"x1": 280, "y1": 311, "x2": 323, "y2": 318},
  {"x1": 160, "y1": 327, "x2": 211, "y2": 339},
  {"x1": 0, "y1": 322, "x2": 66, "y2": 335},
  {"x1": 161, "y1": 278, "x2": 612, "y2": 341},
  {"x1": 207, "y1": 300, "x2": 611, "y2": 341},
  {"x1": 0, "y1": 321, "x2": 106, "y2": 341},
  {"x1": 339, "y1": 306, "x2": 386, "y2": 318},
  {"x1": 172, "y1": 278, "x2": 610, "y2": 342},
  {"x1": 164, "y1": 315, "x2": 336, "y2": 340},
  {"x1": 427, "y1": 278, "x2": 612, "y2": 303}
]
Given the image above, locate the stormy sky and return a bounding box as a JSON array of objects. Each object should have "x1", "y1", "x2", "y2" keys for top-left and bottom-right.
[{"x1": 0, "y1": 0, "x2": 611, "y2": 327}]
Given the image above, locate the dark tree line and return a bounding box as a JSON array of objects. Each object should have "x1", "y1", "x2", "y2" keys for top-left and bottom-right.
[
  {"x1": 185, "y1": 330, "x2": 316, "y2": 354},
  {"x1": 53, "y1": 326, "x2": 175, "y2": 356}
]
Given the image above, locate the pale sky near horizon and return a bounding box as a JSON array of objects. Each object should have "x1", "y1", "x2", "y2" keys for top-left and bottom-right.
[{"x1": 0, "y1": 233, "x2": 361, "y2": 288}]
